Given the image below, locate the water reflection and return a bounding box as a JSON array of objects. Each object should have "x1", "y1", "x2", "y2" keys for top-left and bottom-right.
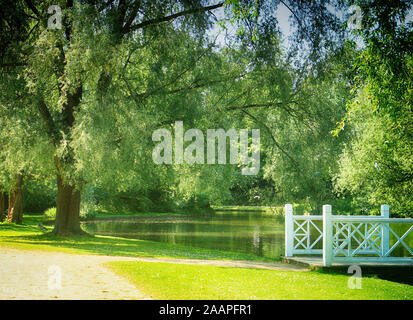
[
  {"x1": 82, "y1": 211, "x2": 412, "y2": 259},
  {"x1": 83, "y1": 211, "x2": 285, "y2": 259}
]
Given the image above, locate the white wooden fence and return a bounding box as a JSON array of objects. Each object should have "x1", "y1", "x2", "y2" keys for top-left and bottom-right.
[{"x1": 284, "y1": 204, "x2": 413, "y2": 266}]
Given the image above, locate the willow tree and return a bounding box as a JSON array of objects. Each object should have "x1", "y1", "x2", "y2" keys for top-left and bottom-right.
[
  {"x1": 0, "y1": 86, "x2": 54, "y2": 223},
  {"x1": 0, "y1": 0, "x2": 232, "y2": 234},
  {"x1": 334, "y1": 0, "x2": 413, "y2": 215},
  {"x1": 1, "y1": 0, "x2": 349, "y2": 234}
]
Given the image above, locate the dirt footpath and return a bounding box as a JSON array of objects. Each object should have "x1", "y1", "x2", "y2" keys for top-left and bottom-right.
[
  {"x1": 0, "y1": 247, "x2": 308, "y2": 300},
  {"x1": 0, "y1": 248, "x2": 146, "y2": 300}
]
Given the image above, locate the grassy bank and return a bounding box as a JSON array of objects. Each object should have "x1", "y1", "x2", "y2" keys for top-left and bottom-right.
[
  {"x1": 212, "y1": 205, "x2": 283, "y2": 216},
  {"x1": 82, "y1": 209, "x2": 212, "y2": 221},
  {"x1": 107, "y1": 260, "x2": 413, "y2": 300},
  {"x1": 0, "y1": 215, "x2": 272, "y2": 262},
  {"x1": 212, "y1": 205, "x2": 276, "y2": 211}
]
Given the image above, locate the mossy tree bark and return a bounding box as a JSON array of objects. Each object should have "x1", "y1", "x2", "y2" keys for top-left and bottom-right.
[
  {"x1": 7, "y1": 174, "x2": 24, "y2": 224},
  {"x1": 0, "y1": 189, "x2": 8, "y2": 221},
  {"x1": 52, "y1": 174, "x2": 85, "y2": 236}
]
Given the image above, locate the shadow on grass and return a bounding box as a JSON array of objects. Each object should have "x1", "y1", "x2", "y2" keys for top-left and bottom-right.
[
  {"x1": 0, "y1": 229, "x2": 273, "y2": 262},
  {"x1": 0, "y1": 214, "x2": 276, "y2": 262}
]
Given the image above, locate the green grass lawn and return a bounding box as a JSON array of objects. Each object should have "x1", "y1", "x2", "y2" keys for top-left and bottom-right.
[
  {"x1": 0, "y1": 215, "x2": 272, "y2": 262},
  {"x1": 3, "y1": 214, "x2": 413, "y2": 300},
  {"x1": 106, "y1": 260, "x2": 413, "y2": 300}
]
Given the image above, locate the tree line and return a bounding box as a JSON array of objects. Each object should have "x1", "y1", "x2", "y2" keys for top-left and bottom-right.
[{"x1": 0, "y1": 0, "x2": 411, "y2": 235}]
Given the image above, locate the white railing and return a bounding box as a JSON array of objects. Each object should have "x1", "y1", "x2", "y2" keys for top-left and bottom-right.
[
  {"x1": 285, "y1": 204, "x2": 413, "y2": 266},
  {"x1": 284, "y1": 204, "x2": 323, "y2": 256}
]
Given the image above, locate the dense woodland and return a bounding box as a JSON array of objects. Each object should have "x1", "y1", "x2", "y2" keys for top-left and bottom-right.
[{"x1": 0, "y1": 0, "x2": 412, "y2": 235}]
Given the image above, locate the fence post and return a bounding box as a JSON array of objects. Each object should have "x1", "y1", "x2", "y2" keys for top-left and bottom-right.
[
  {"x1": 323, "y1": 204, "x2": 333, "y2": 266},
  {"x1": 381, "y1": 204, "x2": 390, "y2": 257},
  {"x1": 285, "y1": 204, "x2": 294, "y2": 257}
]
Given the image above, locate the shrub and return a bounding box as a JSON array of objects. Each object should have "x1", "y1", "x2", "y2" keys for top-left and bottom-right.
[
  {"x1": 80, "y1": 207, "x2": 97, "y2": 220},
  {"x1": 24, "y1": 180, "x2": 57, "y2": 213},
  {"x1": 44, "y1": 207, "x2": 56, "y2": 220}
]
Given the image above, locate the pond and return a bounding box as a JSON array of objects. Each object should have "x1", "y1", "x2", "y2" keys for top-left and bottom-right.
[
  {"x1": 82, "y1": 210, "x2": 285, "y2": 259},
  {"x1": 82, "y1": 210, "x2": 413, "y2": 259}
]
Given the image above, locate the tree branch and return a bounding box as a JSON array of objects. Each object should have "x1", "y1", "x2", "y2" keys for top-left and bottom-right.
[
  {"x1": 37, "y1": 100, "x2": 59, "y2": 146},
  {"x1": 123, "y1": 2, "x2": 225, "y2": 34},
  {"x1": 121, "y1": 1, "x2": 141, "y2": 34},
  {"x1": 279, "y1": 0, "x2": 303, "y2": 29},
  {"x1": 24, "y1": 0, "x2": 40, "y2": 18},
  {"x1": 226, "y1": 102, "x2": 291, "y2": 111},
  {"x1": 239, "y1": 108, "x2": 301, "y2": 171}
]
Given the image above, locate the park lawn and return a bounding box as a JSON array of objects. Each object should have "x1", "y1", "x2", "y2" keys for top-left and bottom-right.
[
  {"x1": 0, "y1": 215, "x2": 272, "y2": 262},
  {"x1": 106, "y1": 260, "x2": 413, "y2": 300}
]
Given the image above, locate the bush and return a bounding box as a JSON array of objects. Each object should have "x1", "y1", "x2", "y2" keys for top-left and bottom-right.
[
  {"x1": 44, "y1": 207, "x2": 56, "y2": 220},
  {"x1": 24, "y1": 180, "x2": 57, "y2": 213},
  {"x1": 180, "y1": 194, "x2": 211, "y2": 210},
  {"x1": 76, "y1": 184, "x2": 98, "y2": 219},
  {"x1": 43, "y1": 206, "x2": 98, "y2": 221},
  {"x1": 80, "y1": 207, "x2": 97, "y2": 220},
  {"x1": 196, "y1": 194, "x2": 211, "y2": 208}
]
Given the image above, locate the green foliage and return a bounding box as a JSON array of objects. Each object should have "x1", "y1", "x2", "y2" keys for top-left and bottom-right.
[
  {"x1": 0, "y1": 0, "x2": 410, "y2": 220},
  {"x1": 79, "y1": 184, "x2": 97, "y2": 219},
  {"x1": 99, "y1": 193, "x2": 164, "y2": 214},
  {"x1": 335, "y1": 88, "x2": 413, "y2": 216},
  {"x1": 347, "y1": 0, "x2": 412, "y2": 130},
  {"x1": 23, "y1": 179, "x2": 56, "y2": 213},
  {"x1": 44, "y1": 207, "x2": 56, "y2": 220},
  {"x1": 179, "y1": 193, "x2": 211, "y2": 210},
  {"x1": 334, "y1": 1, "x2": 413, "y2": 217}
]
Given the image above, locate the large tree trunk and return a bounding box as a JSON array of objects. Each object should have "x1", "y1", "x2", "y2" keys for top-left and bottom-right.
[
  {"x1": 52, "y1": 174, "x2": 86, "y2": 236},
  {"x1": 0, "y1": 189, "x2": 8, "y2": 221},
  {"x1": 7, "y1": 174, "x2": 24, "y2": 224}
]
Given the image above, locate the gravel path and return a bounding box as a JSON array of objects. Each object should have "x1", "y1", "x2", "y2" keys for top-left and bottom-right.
[
  {"x1": 0, "y1": 248, "x2": 146, "y2": 300},
  {"x1": 0, "y1": 247, "x2": 308, "y2": 300}
]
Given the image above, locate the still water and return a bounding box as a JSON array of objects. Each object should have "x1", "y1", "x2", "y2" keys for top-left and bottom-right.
[
  {"x1": 82, "y1": 211, "x2": 285, "y2": 259},
  {"x1": 82, "y1": 211, "x2": 412, "y2": 259}
]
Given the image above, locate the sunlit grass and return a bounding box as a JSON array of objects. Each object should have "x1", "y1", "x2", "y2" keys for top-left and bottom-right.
[
  {"x1": 3, "y1": 214, "x2": 413, "y2": 300},
  {"x1": 107, "y1": 260, "x2": 413, "y2": 300},
  {"x1": 0, "y1": 215, "x2": 273, "y2": 262}
]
